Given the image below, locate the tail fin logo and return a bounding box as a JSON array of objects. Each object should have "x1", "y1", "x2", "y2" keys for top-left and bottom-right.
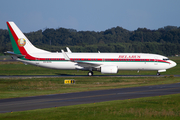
[{"x1": 18, "y1": 38, "x2": 26, "y2": 47}]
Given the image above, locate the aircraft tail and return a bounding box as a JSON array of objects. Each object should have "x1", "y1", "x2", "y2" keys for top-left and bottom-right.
[{"x1": 6, "y1": 21, "x2": 49, "y2": 57}]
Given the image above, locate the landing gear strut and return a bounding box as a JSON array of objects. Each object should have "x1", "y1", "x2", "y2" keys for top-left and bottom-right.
[
  {"x1": 88, "y1": 71, "x2": 93, "y2": 76},
  {"x1": 156, "y1": 72, "x2": 161, "y2": 76}
]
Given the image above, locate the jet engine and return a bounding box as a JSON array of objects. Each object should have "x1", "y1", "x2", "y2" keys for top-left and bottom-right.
[{"x1": 100, "y1": 65, "x2": 118, "y2": 74}]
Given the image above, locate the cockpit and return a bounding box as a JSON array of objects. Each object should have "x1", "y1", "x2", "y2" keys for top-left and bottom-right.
[{"x1": 163, "y1": 58, "x2": 169, "y2": 61}]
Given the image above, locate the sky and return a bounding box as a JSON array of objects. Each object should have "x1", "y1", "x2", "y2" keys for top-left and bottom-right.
[{"x1": 0, "y1": 0, "x2": 180, "y2": 33}]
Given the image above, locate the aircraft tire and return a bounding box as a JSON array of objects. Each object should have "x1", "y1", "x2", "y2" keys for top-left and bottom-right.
[
  {"x1": 88, "y1": 71, "x2": 93, "y2": 76},
  {"x1": 156, "y1": 72, "x2": 160, "y2": 76}
]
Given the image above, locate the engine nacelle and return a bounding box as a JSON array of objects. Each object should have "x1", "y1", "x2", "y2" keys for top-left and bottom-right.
[{"x1": 100, "y1": 65, "x2": 118, "y2": 74}]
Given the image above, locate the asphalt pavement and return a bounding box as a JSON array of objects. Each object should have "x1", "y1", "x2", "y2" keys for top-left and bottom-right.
[{"x1": 0, "y1": 82, "x2": 180, "y2": 113}]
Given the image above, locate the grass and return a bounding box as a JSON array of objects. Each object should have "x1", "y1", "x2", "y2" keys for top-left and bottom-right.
[
  {"x1": 0, "y1": 94, "x2": 180, "y2": 119},
  {"x1": 0, "y1": 76, "x2": 180, "y2": 99},
  {"x1": 0, "y1": 56, "x2": 180, "y2": 119},
  {"x1": 0, "y1": 56, "x2": 179, "y2": 99}
]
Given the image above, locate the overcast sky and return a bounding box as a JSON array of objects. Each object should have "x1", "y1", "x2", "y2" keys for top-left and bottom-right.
[{"x1": 0, "y1": 0, "x2": 180, "y2": 33}]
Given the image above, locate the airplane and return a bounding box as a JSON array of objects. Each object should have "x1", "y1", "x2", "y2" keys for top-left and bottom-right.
[{"x1": 5, "y1": 21, "x2": 177, "y2": 76}]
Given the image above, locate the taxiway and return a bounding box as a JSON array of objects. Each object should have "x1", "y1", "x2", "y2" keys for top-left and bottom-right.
[{"x1": 0, "y1": 83, "x2": 180, "y2": 113}]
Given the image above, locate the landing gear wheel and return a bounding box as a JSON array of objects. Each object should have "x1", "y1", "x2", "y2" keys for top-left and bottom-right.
[
  {"x1": 88, "y1": 71, "x2": 93, "y2": 76},
  {"x1": 156, "y1": 72, "x2": 161, "y2": 76}
]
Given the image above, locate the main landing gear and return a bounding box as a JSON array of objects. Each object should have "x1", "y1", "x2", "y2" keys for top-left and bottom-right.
[
  {"x1": 156, "y1": 72, "x2": 161, "y2": 76},
  {"x1": 88, "y1": 71, "x2": 93, "y2": 76}
]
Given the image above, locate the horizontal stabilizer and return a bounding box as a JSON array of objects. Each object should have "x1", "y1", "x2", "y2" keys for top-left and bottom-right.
[{"x1": 4, "y1": 51, "x2": 25, "y2": 57}]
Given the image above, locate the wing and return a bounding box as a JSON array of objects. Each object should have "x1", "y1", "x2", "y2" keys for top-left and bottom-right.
[
  {"x1": 61, "y1": 50, "x2": 102, "y2": 68},
  {"x1": 75, "y1": 61, "x2": 102, "y2": 68}
]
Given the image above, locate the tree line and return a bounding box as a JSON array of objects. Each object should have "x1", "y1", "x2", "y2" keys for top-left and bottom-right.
[{"x1": 0, "y1": 25, "x2": 180, "y2": 56}]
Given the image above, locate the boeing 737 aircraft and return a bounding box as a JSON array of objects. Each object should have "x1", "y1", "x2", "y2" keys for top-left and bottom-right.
[{"x1": 5, "y1": 21, "x2": 176, "y2": 76}]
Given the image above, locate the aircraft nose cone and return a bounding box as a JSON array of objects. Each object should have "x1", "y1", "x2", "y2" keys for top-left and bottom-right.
[{"x1": 171, "y1": 60, "x2": 177, "y2": 67}]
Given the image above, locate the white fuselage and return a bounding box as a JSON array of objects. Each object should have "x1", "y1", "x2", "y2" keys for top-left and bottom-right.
[{"x1": 17, "y1": 52, "x2": 176, "y2": 72}]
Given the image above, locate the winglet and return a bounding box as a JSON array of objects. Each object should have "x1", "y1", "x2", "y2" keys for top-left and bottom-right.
[
  {"x1": 61, "y1": 49, "x2": 70, "y2": 60},
  {"x1": 66, "y1": 47, "x2": 72, "y2": 53}
]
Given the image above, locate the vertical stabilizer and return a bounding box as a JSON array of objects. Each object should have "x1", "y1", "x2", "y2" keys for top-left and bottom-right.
[{"x1": 6, "y1": 21, "x2": 50, "y2": 56}]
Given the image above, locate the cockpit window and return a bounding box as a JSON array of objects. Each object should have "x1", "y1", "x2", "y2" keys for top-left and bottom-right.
[{"x1": 163, "y1": 58, "x2": 169, "y2": 61}]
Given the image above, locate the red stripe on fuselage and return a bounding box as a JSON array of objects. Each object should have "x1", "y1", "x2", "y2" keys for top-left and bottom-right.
[{"x1": 33, "y1": 57, "x2": 170, "y2": 64}]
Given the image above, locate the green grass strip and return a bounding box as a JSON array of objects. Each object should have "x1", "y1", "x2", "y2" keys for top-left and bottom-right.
[{"x1": 0, "y1": 94, "x2": 180, "y2": 120}]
